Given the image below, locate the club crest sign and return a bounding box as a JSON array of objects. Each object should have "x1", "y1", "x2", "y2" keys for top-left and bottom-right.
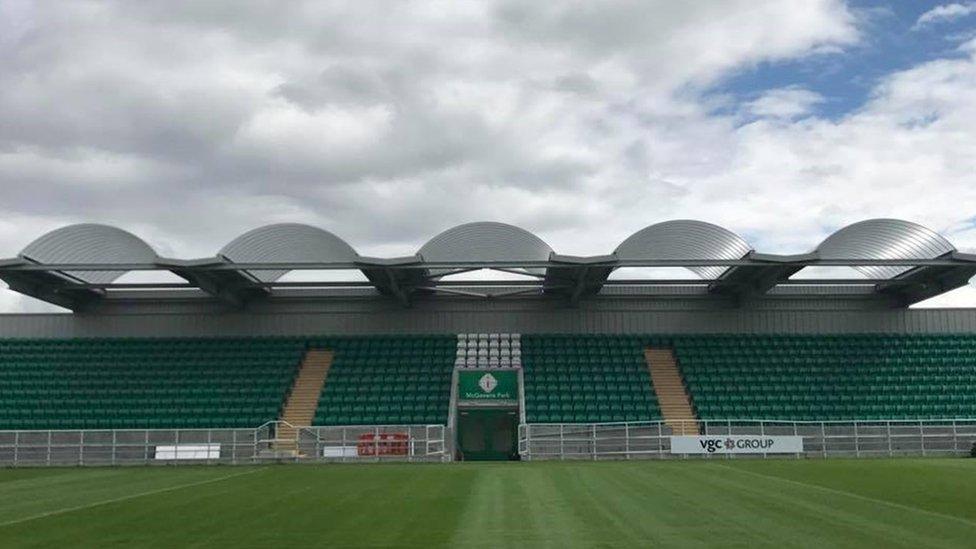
[
  {"x1": 458, "y1": 370, "x2": 518, "y2": 400},
  {"x1": 478, "y1": 373, "x2": 498, "y2": 393}
]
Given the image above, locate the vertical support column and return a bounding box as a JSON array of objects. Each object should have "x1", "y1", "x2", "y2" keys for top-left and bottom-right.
[
  {"x1": 559, "y1": 424, "x2": 565, "y2": 461},
  {"x1": 251, "y1": 427, "x2": 264, "y2": 463},
  {"x1": 793, "y1": 421, "x2": 800, "y2": 459},
  {"x1": 446, "y1": 368, "x2": 459, "y2": 461},
  {"x1": 952, "y1": 420, "x2": 959, "y2": 454},
  {"x1": 760, "y1": 421, "x2": 767, "y2": 460},
  {"x1": 887, "y1": 421, "x2": 892, "y2": 457},
  {"x1": 625, "y1": 423, "x2": 631, "y2": 460},
  {"x1": 373, "y1": 426, "x2": 380, "y2": 463},
  {"x1": 821, "y1": 422, "x2": 827, "y2": 458},
  {"x1": 920, "y1": 420, "x2": 926, "y2": 457},
  {"x1": 591, "y1": 424, "x2": 597, "y2": 461}
]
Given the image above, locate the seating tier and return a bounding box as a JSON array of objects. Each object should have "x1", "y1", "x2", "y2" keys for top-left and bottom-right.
[
  {"x1": 673, "y1": 334, "x2": 976, "y2": 421},
  {"x1": 0, "y1": 337, "x2": 305, "y2": 430},
  {"x1": 521, "y1": 335, "x2": 663, "y2": 423},
  {"x1": 312, "y1": 336, "x2": 456, "y2": 426}
]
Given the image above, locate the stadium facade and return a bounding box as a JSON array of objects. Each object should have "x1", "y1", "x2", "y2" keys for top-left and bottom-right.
[{"x1": 0, "y1": 218, "x2": 974, "y2": 464}]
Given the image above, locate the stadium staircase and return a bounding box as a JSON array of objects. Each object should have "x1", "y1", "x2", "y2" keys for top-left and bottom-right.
[
  {"x1": 644, "y1": 348, "x2": 699, "y2": 435},
  {"x1": 276, "y1": 349, "x2": 333, "y2": 450}
]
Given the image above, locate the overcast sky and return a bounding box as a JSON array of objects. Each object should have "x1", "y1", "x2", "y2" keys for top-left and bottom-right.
[{"x1": 1, "y1": 0, "x2": 976, "y2": 311}]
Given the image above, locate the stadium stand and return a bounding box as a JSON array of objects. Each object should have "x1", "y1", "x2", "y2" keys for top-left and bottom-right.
[
  {"x1": 521, "y1": 334, "x2": 663, "y2": 423},
  {"x1": 3, "y1": 332, "x2": 976, "y2": 432},
  {"x1": 0, "y1": 337, "x2": 305, "y2": 430},
  {"x1": 312, "y1": 335, "x2": 455, "y2": 426},
  {"x1": 673, "y1": 334, "x2": 976, "y2": 421}
]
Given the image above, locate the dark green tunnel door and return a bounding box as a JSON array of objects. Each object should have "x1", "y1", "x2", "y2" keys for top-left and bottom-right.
[{"x1": 457, "y1": 409, "x2": 518, "y2": 461}]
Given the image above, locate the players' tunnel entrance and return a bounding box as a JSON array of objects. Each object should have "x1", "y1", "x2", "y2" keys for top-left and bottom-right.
[
  {"x1": 457, "y1": 408, "x2": 518, "y2": 461},
  {"x1": 454, "y1": 369, "x2": 521, "y2": 461}
]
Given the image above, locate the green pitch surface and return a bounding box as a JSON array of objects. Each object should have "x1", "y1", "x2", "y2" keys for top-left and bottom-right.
[{"x1": 1, "y1": 460, "x2": 975, "y2": 548}]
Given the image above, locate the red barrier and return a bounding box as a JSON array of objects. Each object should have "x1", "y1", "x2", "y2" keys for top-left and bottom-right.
[{"x1": 357, "y1": 433, "x2": 409, "y2": 456}]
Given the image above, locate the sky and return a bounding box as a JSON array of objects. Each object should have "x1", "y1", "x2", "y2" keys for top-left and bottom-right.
[{"x1": 1, "y1": 0, "x2": 975, "y2": 311}]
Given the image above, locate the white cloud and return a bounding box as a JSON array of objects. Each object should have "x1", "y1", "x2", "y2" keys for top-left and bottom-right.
[
  {"x1": 914, "y1": 3, "x2": 976, "y2": 30},
  {"x1": 743, "y1": 87, "x2": 825, "y2": 120},
  {"x1": 1, "y1": 0, "x2": 975, "y2": 310}
]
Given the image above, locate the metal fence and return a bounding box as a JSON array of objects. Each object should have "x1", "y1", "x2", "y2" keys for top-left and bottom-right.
[
  {"x1": 518, "y1": 419, "x2": 976, "y2": 460},
  {"x1": 297, "y1": 424, "x2": 448, "y2": 463},
  {"x1": 0, "y1": 422, "x2": 447, "y2": 467},
  {"x1": 6, "y1": 419, "x2": 974, "y2": 465}
]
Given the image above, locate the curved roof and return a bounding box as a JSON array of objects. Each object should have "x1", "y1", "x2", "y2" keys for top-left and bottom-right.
[
  {"x1": 418, "y1": 222, "x2": 553, "y2": 276},
  {"x1": 816, "y1": 219, "x2": 955, "y2": 279},
  {"x1": 19, "y1": 224, "x2": 158, "y2": 284},
  {"x1": 219, "y1": 223, "x2": 359, "y2": 282},
  {"x1": 614, "y1": 220, "x2": 753, "y2": 279}
]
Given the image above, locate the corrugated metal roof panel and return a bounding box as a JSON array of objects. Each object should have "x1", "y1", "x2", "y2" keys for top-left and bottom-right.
[
  {"x1": 816, "y1": 219, "x2": 955, "y2": 279},
  {"x1": 614, "y1": 220, "x2": 753, "y2": 279},
  {"x1": 219, "y1": 223, "x2": 359, "y2": 282},
  {"x1": 19, "y1": 224, "x2": 158, "y2": 284},
  {"x1": 418, "y1": 221, "x2": 553, "y2": 276}
]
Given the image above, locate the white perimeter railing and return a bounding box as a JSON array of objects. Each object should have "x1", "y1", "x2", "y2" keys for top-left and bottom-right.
[
  {"x1": 0, "y1": 422, "x2": 448, "y2": 467},
  {"x1": 518, "y1": 419, "x2": 976, "y2": 460},
  {"x1": 4, "y1": 419, "x2": 976, "y2": 466}
]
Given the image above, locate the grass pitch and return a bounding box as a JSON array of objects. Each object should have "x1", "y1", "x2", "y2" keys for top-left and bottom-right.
[{"x1": 1, "y1": 459, "x2": 975, "y2": 548}]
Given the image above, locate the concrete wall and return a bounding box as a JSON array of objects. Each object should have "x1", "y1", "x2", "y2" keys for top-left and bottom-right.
[{"x1": 0, "y1": 291, "x2": 974, "y2": 338}]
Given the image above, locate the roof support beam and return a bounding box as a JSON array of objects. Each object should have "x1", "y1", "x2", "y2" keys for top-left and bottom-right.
[
  {"x1": 160, "y1": 259, "x2": 269, "y2": 308},
  {"x1": 0, "y1": 259, "x2": 104, "y2": 311},
  {"x1": 358, "y1": 256, "x2": 428, "y2": 307},
  {"x1": 383, "y1": 268, "x2": 411, "y2": 307},
  {"x1": 543, "y1": 254, "x2": 617, "y2": 305},
  {"x1": 709, "y1": 253, "x2": 817, "y2": 300},
  {"x1": 0, "y1": 272, "x2": 102, "y2": 311},
  {"x1": 570, "y1": 265, "x2": 590, "y2": 306},
  {"x1": 875, "y1": 253, "x2": 976, "y2": 306}
]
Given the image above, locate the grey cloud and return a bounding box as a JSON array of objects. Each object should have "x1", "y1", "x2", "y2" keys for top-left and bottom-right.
[{"x1": 6, "y1": 0, "x2": 974, "y2": 310}]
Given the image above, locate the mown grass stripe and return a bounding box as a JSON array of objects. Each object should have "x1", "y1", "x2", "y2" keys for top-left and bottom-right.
[{"x1": 0, "y1": 467, "x2": 266, "y2": 528}]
